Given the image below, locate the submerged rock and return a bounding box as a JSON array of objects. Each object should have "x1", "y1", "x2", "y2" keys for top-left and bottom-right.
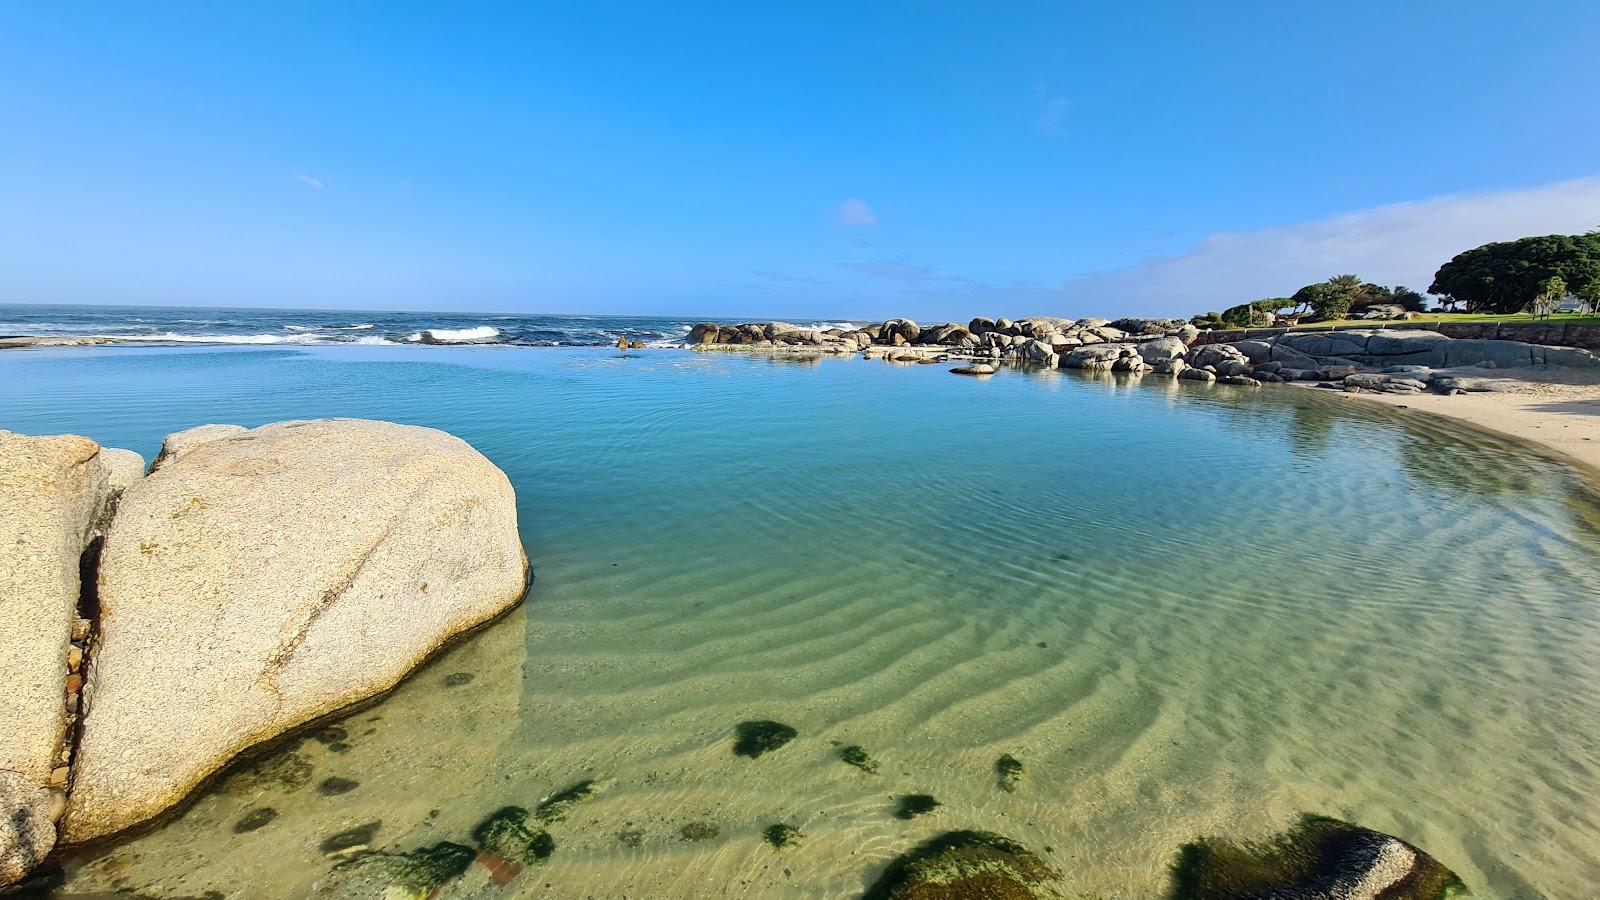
[
  {"x1": 680, "y1": 822, "x2": 720, "y2": 842},
  {"x1": 864, "y1": 830, "x2": 1060, "y2": 900},
  {"x1": 315, "y1": 841, "x2": 475, "y2": 899},
  {"x1": 995, "y1": 754, "x2": 1025, "y2": 792},
  {"x1": 64, "y1": 419, "x2": 529, "y2": 843},
  {"x1": 535, "y1": 779, "x2": 604, "y2": 824},
  {"x1": 1168, "y1": 814, "x2": 1466, "y2": 899},
  {"x1": 733, "y1": 720, "x2": 797, "y2": 758},
  {"x1": 319, "y1": 821, "x2": 381, "y2": 856},
  {"x1": 839, "y1": 745, "x2": 879, "y2": 774},
  {"x1": 895, "y1": 794, "x2": 941, "y2": 820},
  {"x1": 473, "y1": 806, "x2": 554, "y2": 864},
  {"x1": 764, "y1": 823, "x2": 804, "y2": 849}
]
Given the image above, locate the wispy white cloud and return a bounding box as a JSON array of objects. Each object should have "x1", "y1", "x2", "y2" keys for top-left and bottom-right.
[
  {"x1": 1061, "y1": 176, "x2": 1600, "y2": 317},
  {"x1": 297, "y1": 174, "x2": 325, "y2": 190},
  {"x1": 837, "y1": 198, "x2": 877, "y2": 226},
  {"x1": 840, "y1": 260, "x2": 931, "y2": 283},
  {"x1": 1034, "y1": 84, "x2": 1069, "y2": 139}
]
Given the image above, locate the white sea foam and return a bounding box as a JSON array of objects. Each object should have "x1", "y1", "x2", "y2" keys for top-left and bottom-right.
[
  {"x1": 405, "y1": 325, "x2": 502, "y2": 343},
  {"x1": 106, "y1": 332, "x2": 323, "y2": 345}
]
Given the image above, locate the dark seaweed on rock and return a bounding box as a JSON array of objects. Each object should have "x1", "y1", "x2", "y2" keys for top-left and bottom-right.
[
  {"x1": 863, "y1": 830, "x2": 1059, "y2": 900},
  {"x1": 1168, "y1": 814, "x2": 1467, "y2": 900},
  {"x1": 894, "y1": 794, "x2": 941, "y2": 820},
  {"x1": 996, "y1": 753, "x2": 1024, "y2": 792},
  {"x1": 535, "y1": 779, "x2": 602, "y2": 823},
  {"x1": 733, "y1": 720, "x2": 797, "y2": 758},
  {"x1": 325, "y1": 841, "x2": 475, "y2": 897},
  {"x1": 473, "y1": 806, "x2": 555, "y2": 864},
  {"x1": 764, "y1": 823, "x2": 803, "y2": 849},
  {"x1": 839, "y1": 744, "x2": 879, "y2": 774}
]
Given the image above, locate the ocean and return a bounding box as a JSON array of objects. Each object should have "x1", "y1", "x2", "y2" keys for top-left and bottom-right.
[
  {"x1": 0, "y1": 302, "x2": 854, "y2": 348},
  {"x1": 2, "y1": 330, "x2": 1598, "y2": 897}
]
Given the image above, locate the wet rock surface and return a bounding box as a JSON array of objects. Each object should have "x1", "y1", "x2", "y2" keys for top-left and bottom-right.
[{"x1": 1168, "y1": 814, "x2": 1466, "y2": 900}]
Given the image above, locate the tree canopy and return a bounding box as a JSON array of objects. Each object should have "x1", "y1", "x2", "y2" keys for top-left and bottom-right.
[{"x1": 1429, "y1": 233, "x2": 1600, "y2": 313}]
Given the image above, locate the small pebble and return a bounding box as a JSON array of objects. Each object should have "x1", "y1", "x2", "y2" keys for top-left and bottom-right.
[
  {"x1": 232, "y1": 807, "x2": 277, "y2": 834},
  {"x1": 319, "y1": 821, "x2": 380, "y2": 855}
]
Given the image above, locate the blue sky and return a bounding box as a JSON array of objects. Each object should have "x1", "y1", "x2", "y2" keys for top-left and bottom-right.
[{"x1": 2, "y1": 1, "x2": 1598, "y2": 319}]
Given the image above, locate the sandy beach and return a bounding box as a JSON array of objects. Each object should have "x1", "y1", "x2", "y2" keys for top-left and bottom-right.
[{"x1": 1301, "y1": 368, "x2": 1600, "y2": 482}]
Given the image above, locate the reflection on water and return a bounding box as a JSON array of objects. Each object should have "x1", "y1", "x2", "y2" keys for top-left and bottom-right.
[{"x1": 2, "y1": 346, "x2": 1598, "y2": 898}]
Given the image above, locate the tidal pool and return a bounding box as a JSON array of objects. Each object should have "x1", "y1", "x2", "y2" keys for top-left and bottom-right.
[{"x1": 3, "y1": 345, "x2": 1597, "y2": 897}]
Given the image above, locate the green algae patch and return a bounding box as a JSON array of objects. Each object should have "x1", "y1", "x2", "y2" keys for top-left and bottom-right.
[
  {"x1": 680, "y1": 822, "x2": 721, "y2": 842},
  {"x1": 473, "y1": 806, "x2": 556, "y2": 864},
  {"x1": 764, "y1": 823, "x2": 804, "y2": 849},
  {"x1": 895, "y1": 794, "x2": 941, "y2": 820},
  {"x1": 733, "y1": 720, "x2": 797, "y2": 758},
  {"x1": 864, "y1": 830, "x2": 1059, "y2": 900},
  {"x1": 322, "y1": 841, "x2": 475, "y2": 899},
  {"x1": 223, "y1": 750, "x2": 312, "y2": 795},
  {"x1": 995, "y1": 753, "x2": 1024, "y2": 792},
  {"x1": 535, "y1": 779, "x2": 604, "y2": 824},
  {"x1": 839, "y1": 744, "x2": 879, "y2": 774},
  {"x1": 1168, "y1": 814, "x2": 1467, "y2": 899}
]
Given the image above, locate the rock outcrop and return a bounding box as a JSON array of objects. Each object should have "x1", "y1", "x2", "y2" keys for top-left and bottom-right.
[
  {"x1": 864, "y1": 830, "x2": 1059, "y2": 899},
  {"x1": 0, "y1": 431, "x2": 142, "y2": 885},
  {"x1": 1169, "y1": 814, "x2": 1465, "y2": 899},
  {"x1": 63, "y1": 419, "x2": 529, "y2": 843}
]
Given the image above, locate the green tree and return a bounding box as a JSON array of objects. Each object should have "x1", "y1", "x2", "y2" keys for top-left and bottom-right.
[
  {"x1": 1390, "y1": 286, "x2": 1427, "y2": 312},
  {"x1": 1429, "y1": 233, "x2": 1600, "y2": 313},
  {"x1": 1292, "y1": 280, "x2": 1357, "y2": 321},
  {"x1": 1532, "y1": 276, "x2": 1567, "y2": 319},
  {"x1": 1579, "y1": 280, "x2": 1600, "y2": 315}
]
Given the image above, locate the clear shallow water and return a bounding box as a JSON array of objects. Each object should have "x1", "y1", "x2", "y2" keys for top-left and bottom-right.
[{"x1": 3, "y1": 345, "x2": 1598, "y2": 898}]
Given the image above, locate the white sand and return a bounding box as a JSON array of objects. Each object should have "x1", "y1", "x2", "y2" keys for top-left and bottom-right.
[{"x1": 1299, "y1": 369, "x2": 1600, "y2": 483}]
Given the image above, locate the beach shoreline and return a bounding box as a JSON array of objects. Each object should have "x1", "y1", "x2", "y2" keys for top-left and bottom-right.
[{"x1": 1291, "y1": 370, "x2": 1600, "y2": 486}]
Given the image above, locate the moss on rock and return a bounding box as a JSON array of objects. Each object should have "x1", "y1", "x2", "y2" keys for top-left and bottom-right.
[
  {"x1": 864, "y1": 830, "x2": 1059, "y2": 900},
  {"x1": 321, "y1": 841, "x2": 474, "y2": 899},
  {"x1": 733, "y1": 720, "x2": 797, "y2": 758},
  {"x1": 1168, "y1": 814, "x2": 1467, "y2": 900},
  {"x1": 472, "y1": 806, "x2": 555, "y2": 865}
]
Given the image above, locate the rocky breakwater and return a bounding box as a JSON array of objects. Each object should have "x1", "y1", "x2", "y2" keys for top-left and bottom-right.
[
  {"x1": 1215, "y1": 329, "x2": 1600, "y2": 394},
  {"x1": 689, "y1": 316, "x2": 1201, "y2": 364},
  {"x1": 0, "y1": 419, "x2": 529, "y2": 886}
]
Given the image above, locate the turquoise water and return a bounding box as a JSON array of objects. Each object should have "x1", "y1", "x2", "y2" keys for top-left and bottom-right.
[{"x1": 4, "y1": 344, "x2": 1599, "y2": 897}]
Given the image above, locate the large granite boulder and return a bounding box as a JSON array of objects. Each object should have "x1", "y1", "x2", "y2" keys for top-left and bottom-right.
[
  {"x1": 63, "y1": 419, "x2": 528, "y2": 843},
  {"x1": 1188, "y1": 344, "x2": 1251, "y2": 370},
  {"x1": 1062, "y1": 344, "x2": 1133, "y2": 371},
  {"x1": 1137, "y1": 336, "x2": 1188, "y2": 364},
  {"x1": 0, "y1": 431, "x2": 142, "y2": 884}
]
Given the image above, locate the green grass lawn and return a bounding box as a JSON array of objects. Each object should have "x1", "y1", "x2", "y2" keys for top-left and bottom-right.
[{"x1": 1282, "y1": 312, "x2": 1600, "y2": 330}]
